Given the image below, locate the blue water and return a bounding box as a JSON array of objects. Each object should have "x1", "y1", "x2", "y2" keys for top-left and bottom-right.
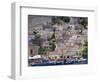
[{"x1": 30, "y1": 60, "x2": 88, "y2": 67}]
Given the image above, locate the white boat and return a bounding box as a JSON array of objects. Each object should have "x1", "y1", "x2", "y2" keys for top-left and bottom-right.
[{"x1": 29, "y1": 55, "x2": 41, "y2": 59}]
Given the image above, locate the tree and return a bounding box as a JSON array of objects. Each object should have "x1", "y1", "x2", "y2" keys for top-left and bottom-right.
[
  {"x1": 79, "y1": 18, "x2": 88, "y2": 29},
  {"x1": 48, "y1": 31, "x2": 56, "y2": 51},
  {"x1": 51, "y1": 16, "x2": 70, "y2": 24},
  {"x1": 82, "y1": 47, "x2": 88, "y2": 58},
  {"x1": 38, "y1": 47, "x2": 48, "y2": 55},
  {"x1": 58, "y1": 17, "x2": 70, "y2": 23},
  {"x1": 83, "y1": 41, "x2": 88, "y2": 46},
  {"x1": 51, "y1": 42, "x2": 56, "y2": 51},
  {"x1": 32, "y1": 33, "x2": 44, "y2": 47},
  {"x1": 51, "y1": 16, "x2": 58, "y2": 24}
]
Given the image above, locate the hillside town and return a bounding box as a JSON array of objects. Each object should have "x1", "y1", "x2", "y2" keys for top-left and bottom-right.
[{"x1": 28, "y1": 15, "x2": 88, "y2": 66}]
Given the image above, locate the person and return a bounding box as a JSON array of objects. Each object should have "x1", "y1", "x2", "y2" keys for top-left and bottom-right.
[
  {"x1": 30, "y1": 49, "x2": 33, "y2": 56},
  {"x1": 64, "y1": 56, "x2": 66, "y2": 64}
]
